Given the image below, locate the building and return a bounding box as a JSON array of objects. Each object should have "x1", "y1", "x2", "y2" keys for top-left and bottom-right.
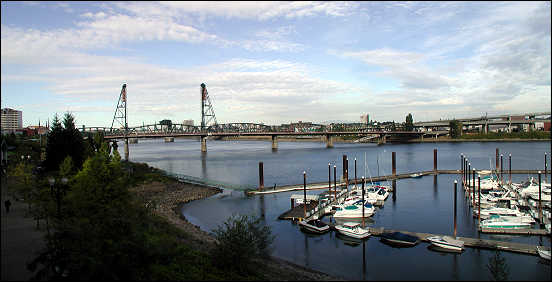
[
  {"x1": 1, "y1": 108, "x2": 23, "y2": 133},
  {"x1": 360, "y1": 114, "x2": 370, "y2": 125},
  {"x1": 182, "y1": 120, "x2": 194, "y2": 126}
]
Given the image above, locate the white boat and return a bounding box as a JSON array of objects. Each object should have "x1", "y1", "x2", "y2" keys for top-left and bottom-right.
[
  {"x1": 426, "y1": 236, "x2": 464, "y2": 252},
  {"x1": 334, "y1": 222, "x2": 371, "y2": 239},
  {"x1": 333, "y1": 200, "x2": 375, "y2": 218},
  {"x1": 410, "y1": 173, "x2": 423, "y2": 178},
  {"x1": 364, "y1": 186, "x2": 389, "y2": 201},
  {"x1": 298, "y1": 219, "x2": 330, "y2": 234},
  {"x1": 480, "y1": 215, "x2": 532, "y2": 229},
  {"x1": 536, "y1": 246, "x2": 551, "y2": 260},
  {"x1": 476, "y1": 206, "x2": 530, "y2": 220}
]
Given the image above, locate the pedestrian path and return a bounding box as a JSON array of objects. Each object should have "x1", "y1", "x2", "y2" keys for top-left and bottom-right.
[{"x1": 1, "y1": 178, "x2": 44, "y2": 281}]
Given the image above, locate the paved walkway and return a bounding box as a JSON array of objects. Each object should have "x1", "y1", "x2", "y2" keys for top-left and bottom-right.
[{"x1": 1, "y1": 178, "x2": 44, "y2": 281}]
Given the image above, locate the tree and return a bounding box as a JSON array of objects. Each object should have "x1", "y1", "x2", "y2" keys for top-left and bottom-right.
[
  {"x1": 405, "y1": 113, "x2": 414, "y2": 131},
  {"x1": 211, "y1": 214, "x2": 274, "y2": 275},
  {"x1": 449, "y1": 120, "x2": 463, "y2": 138},
  {"x1": 44, "y1": 113, "x2": 84, "y2": 172}
]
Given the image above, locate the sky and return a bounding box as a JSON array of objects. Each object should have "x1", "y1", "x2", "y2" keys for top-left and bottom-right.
[{"x1": 1, "y1": 1, "x2": 551, "y2": 128}]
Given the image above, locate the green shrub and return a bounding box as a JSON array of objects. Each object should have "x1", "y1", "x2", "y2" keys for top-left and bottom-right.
[{"x1": 211, "y1": 214, "x2": 274, "y2": 275}]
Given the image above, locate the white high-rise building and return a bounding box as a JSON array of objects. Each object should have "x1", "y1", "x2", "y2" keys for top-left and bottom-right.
[
  {"x1": 1, "y1": 108, "x2": 23, "y2": 133},
  {"x1": 360, "y1": 114, "x2": 370, "y2": 125}
]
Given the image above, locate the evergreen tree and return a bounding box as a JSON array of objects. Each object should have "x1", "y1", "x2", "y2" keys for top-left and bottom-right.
[
  {"x1": 44, "y1": 113, "x2": 84, "y2": 171},
  {"x1": 405, "y1": 113, "x2": 414, "y2": 131}
]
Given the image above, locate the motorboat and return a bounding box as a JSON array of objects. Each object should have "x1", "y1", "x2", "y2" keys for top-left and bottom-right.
[
  {"x1": 536, "y1": 246, "x2": 550, "y2": 260},
  {"x1": 480, "y1": 215, "x2": 532, "y2": 229},
  {"x1": 334, "y1": 222, "x2": 371, "y2": 239},
  {"x1": 333, "y1": 200, "x2": 375, "y2": 218},
  {"x1": 364, "y1": 186, "x2": 389, "y2": 201},
  {"x1": 475, "y1": 206, "x2": 530, "y2": 220},
  {"x1": 298, "y1": 219, "x2": 330, "y2": 234},
  {"x1": 380, "y1": 232, "x2": 419, "y2": 247},
  {"x1": 426, "y1": 236, "x2": 464, "y2": 252},
  {"x1": 410, "y1": 173, "x2": 423, "y2": 178}
]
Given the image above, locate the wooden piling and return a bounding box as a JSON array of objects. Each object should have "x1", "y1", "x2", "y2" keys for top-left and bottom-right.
[
  {"x1": 500, "y1": 154, "x2": 503, "y2": 185},
  {"x1": 362, "y1": 176, "x2": 365, "y2": 228},
  {"x1": 472, "y1": 168, "x2": 476, "y2": 207},
  {"x1": 454, "y1": 180, "x2": 457, "y2": 238},
  {"x1": 538, "y1": 171, "x2": 542, "y2": 224},
  {"x1": 334, "y1": 165, "x2": 337, "y2": 201},
  {"x1": 495, "y1": 148, "x2": 499, "y2": 171},
  {"x1": 259, "y1": 162, "x2": 264, "y2": 190},
  {"x1": 328, "y1": 163, "x2": 331, "y2": 192},
  {"x1": 468, "y1": 163, "x2": 471, "y2": 189},
  {"x1": 342, "y1": 155, "x2": 347, "y2": 182},
  {"x1": 545, "y1": 153, "x2": 548, "y2": 182},
  {"x1": 433, "y1": 149, "x2": 437, "y2": 174},
  {"x1": 392, "y1": 152, "x2": 396, "y2": 178},
  {"x1": 460, "y1": 154, "x2": 464, "y2": 181},
  {"x1": 354, "y1": 158, "x2": 357, "y2": 189},
  {"x1": 509, "y1": 154, "x2": 512, "y2": 185},
  {"x1": 303, "y1": 171, "x2": 307, "y2": 218},
  {"x1": 478, "y1": 176, "x2": 481, "y2": 225}
]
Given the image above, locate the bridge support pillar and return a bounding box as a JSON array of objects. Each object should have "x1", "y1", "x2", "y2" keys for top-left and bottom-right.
[
  {"x1": 325, "y1": 134, "x2": 334, "y2": 148},
  {"x1": 272, "y1": 135, "x2": 278, "y2": 150},
  {"x1": 200, "y1": 136, "x2": 207, "y2": 152},
  {"x1": 379, "y1": 135, "x2": 386, "y2": 144}
]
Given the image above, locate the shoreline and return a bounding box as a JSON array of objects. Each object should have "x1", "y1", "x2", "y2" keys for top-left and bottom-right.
[{"x1": 133, "y1": 178, "x2": 340, "y2": 280}]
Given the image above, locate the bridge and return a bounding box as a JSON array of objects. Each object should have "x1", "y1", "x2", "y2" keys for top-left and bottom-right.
[
  {"x1": 78, "y1": 83, "x2": 434, "y2": 159},
  {"x1": 414, "y1": 112, "x2": 550, "y2": 133},
  {"x1": 78, "y1": 83, "x2": 549, "y2": 160}
]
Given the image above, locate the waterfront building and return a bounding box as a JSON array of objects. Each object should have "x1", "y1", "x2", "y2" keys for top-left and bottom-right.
[
  {"x1": 1, "y1": 108, "x2": 23, "y2": 134},
  {"x1": 182, "y1": 119, "x2": 194, "y2": 126}
]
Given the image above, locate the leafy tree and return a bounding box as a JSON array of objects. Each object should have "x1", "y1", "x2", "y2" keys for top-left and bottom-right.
[
  {"x1": 405, "y1": 113, "x2": 414, "y2": 131},
  {"x1": 211, "y1": 214, "x2": 274, "y2": 275},
  {"x1": 449, "y1": 120, "x2": 463, "y2": 138},
  {"x1": 59, "y1": 156, "x2": 74, "y2": 178}
]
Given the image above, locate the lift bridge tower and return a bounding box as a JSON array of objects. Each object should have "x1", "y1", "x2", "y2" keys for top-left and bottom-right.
[
  {"x1": 111, "y1": 84, "x2": 129, "y2": 161},
  {"x1": 201, "y1": 83, "x2": 217, "y2": 131}
]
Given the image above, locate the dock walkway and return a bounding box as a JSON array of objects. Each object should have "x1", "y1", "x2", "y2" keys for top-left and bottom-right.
[{"x1": 249, "y1": 169, "x2": 546, "y2": 195}]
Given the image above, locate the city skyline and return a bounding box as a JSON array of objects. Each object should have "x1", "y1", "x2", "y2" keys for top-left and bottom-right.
[{"x1": 1, "y1": 1, "x2": 551, "y2": 128}]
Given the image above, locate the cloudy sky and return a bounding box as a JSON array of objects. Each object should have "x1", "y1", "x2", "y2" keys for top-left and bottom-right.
[{"x1": 1, "y1": 1, "x2": 550, "y2": 128}]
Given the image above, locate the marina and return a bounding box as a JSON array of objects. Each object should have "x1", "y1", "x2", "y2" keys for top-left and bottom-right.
[{"x1": 128, "y1": 139, "x2": 551, "y2": 280}]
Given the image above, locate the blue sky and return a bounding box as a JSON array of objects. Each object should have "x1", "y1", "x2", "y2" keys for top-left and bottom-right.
[{"x1": 1, "y1": 1, "x2": 550, "y2": 128}]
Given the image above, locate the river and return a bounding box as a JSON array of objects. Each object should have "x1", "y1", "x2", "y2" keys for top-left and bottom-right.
[{"x1": 125, "y1": 138, "x2": 551, "y2": 280}]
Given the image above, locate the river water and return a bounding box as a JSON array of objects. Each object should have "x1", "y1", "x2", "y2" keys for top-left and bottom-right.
[{"x1": 126, "y1": 138, "x2": 551, "y2": 280}]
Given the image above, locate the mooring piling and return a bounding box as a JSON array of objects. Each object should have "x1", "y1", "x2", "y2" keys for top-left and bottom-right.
[
  {"x1": 454, "y1": 180, "x2": 457, "y2": 238},
  {"x1": 259, "y1": 162, "x2": 264, "y2": 191},
  {"x1": 303, "y1": 171, "x2": 307, "y2": 218},
  {"x1": 433, "y1": 148, "x2": 438, "y2": 174},
  {"x1": 509, "y1": 153, "x2": 512, "y2": 185},
  {"x1": 392, "y1": 152, "x2": 396, "y2": 178}
]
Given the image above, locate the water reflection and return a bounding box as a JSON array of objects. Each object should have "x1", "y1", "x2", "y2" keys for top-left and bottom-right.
[
  {"x1": 433, "y1": 175, "x2": 438, "y2": 199},
  {"x1": 201, "y1": 152, "x2": 207, "y2": 179}
]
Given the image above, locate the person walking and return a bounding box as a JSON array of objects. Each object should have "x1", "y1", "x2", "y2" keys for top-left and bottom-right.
[{"x1": 4, "y1": 199, "x2": 11, "y2": 213}]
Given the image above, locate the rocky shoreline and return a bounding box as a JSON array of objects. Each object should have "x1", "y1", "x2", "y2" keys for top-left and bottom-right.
[{"x1": 130, "y1": 179, "x2": 340, "y2": 280}]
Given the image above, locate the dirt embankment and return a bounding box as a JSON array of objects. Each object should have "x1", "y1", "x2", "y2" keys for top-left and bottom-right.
[{"x1": 131, "y1": 180, "x2": 340, "y2": 280}]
